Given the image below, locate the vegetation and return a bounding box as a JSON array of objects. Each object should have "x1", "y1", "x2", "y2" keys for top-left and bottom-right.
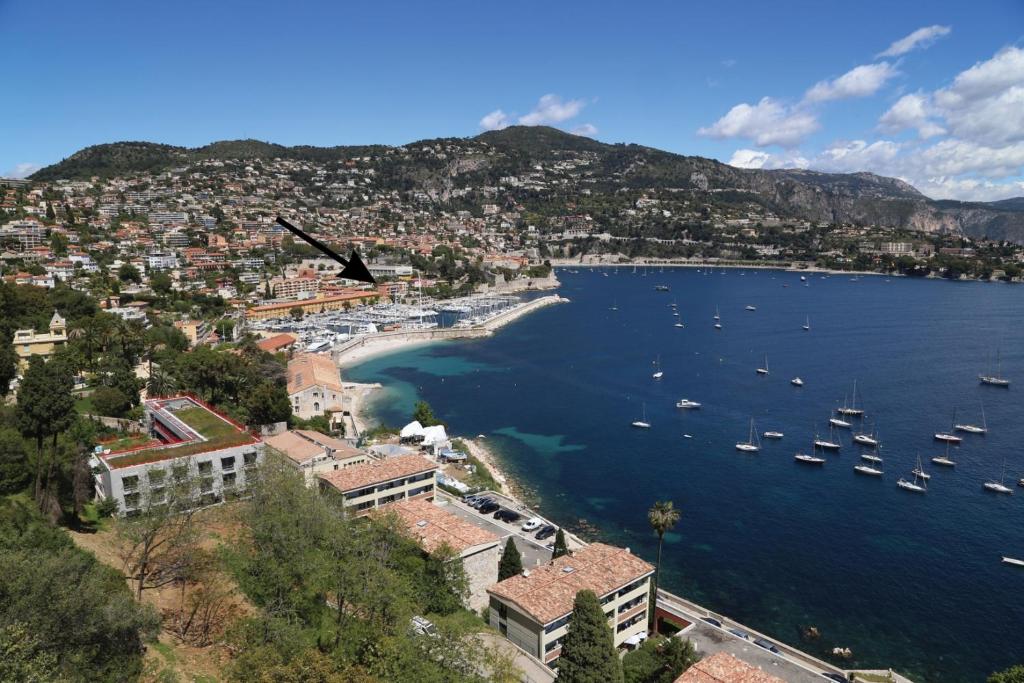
[
  {"x1": 497, "y1": 538, "x2": 523, "y2": 581},
  {"x1": 622, "y1": 635, "x2": 699, "y2": 683},
  {"x1": 647, "y1": 500, "x2": 681, "y2": 595},
  {"x1": 989, "y1": 667, "x2": 1024, "y2": 683},
  {"x1": 556, "y1": 589, "x2": 623, "y2": 683},
  {"x1": 553, "y1": 528, "x2": 569, "y2": 558},
  {"x1": 413, "y1": 399, "x2": 444, "y2": 427}
]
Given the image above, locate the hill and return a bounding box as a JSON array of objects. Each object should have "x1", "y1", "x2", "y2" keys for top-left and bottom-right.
[{"x1": 30, "y1": 126, "x2": 1024, "y2": 243}]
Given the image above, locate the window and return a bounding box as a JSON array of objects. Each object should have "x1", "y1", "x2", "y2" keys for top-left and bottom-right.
[
  {"x1": 172, "y1": 464, "x2": 189, "y2": 481},
  {"x1": 147, "y1": 469, "x2": 166, "y2": 487},
  {"x1": 124, "y1": 492, "x2": 140, "y2": 509},
  {"x1": 200, "y1": 477, "x2": 214, "y2": 493},
  {"x1": 122, "y1": 475, "x2": 139, "y2": 492},
  {"x1": 220, "y1": 456, "x2": 235, "y2": 472},
  {"x1": 313, "y1": 401, "x2": 320, "y2": 412},
  {"x1": 222, "y1": 472, "x2": 237, "y2": 488},
  {"x1": 197, "y1": 461, "x2": 212, "y2": 475},
  {"x1": 243, "y1": 451, "x2": 258, "y2": 466},
  {"x1": 150, "y1": 489, "x2": 166, "y2": 504}
]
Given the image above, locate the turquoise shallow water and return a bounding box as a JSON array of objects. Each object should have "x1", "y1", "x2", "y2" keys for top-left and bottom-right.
[{"x1": 347, "y1": 268, "x2": 1024, "y2": 682}]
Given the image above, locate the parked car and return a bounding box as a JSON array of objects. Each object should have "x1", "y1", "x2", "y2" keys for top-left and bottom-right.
[
  {"x1": 535, "y1": 525, "x2": 557, "y2": 540},
  {"x1": 410, "y1": 616, "x2": 437, "y2": 637},
  {"x1": 820, "y1": 674, "x2": 847, "y2": 682},
  {"x1": 521, "y1": 517, "x2": 543, "y2": 532},
  {"x1": 494, "y1": 509, "x2": 521, "y2": 523},
  {"x1": 701, "y1": 617, "x2": 723, "y2": 628},
  {"x1": 727, "y1": 628, "x2": 750, "y2": 640},
  {"x1": 754, "y1": 637, "x2": 780, "y2": 654},
  {"x1": 463, "y1": 495, "x2": 480, "y2": 506},
  {"x1": 478, "y1": 501, "x2": 500, "y2": 514}
]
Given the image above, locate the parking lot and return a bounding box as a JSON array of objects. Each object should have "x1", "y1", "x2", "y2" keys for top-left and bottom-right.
[
  {"x1": 680, "y1": 621, "x2": 831, "y2": 683},
  {"x1": 436, "y1": 491, "x2": 557, "y2": 569}
]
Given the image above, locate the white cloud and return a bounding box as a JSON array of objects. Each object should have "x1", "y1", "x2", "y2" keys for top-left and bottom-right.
[
  {"x1": 877, "y1": 25, "x2": 951, "y2": 58},
  {"x1": 4, "y1": 162, "x2": 41, "y2": 179},
  {"x1": 934, "y1": 46, "x2": 1024, "y2": 103},
  {"x1": 571, "y1": 123, "x2": 598, "y2": 137},
  {"x1": 804, "y1": 62, "x2": 898, "y2": 103},
  {"x1": 813, "y1": 139, "x2": 903, "y2": 173},
  {"x1": 913, "y1": 176, "x2": 1024, "y2": 203},
  {"x1": 698, "y1": 97, "x2": 819, "y2": 147},
  {"x1": 518, "y1": 94, "x2": 586, "y2": 126},
  {"x1": 728, "y1": 149, "x2": 772, "y2": 169},
  {"x1": 479, "y1": 109, "x2": 511, "y2": 131},
  {"x1": 932, "y1": 47, "x2": 1024, "y2": 146},
  {"x1": 878, "y1": 93, "x2": 946, "y2": 138}
]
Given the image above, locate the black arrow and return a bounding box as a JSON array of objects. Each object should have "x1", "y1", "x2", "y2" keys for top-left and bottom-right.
[{"x1": 275, "y1": 216, "x2": 376, "y2": 284}]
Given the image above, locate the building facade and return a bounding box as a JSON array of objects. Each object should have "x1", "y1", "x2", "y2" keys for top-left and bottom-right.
[
  {"x1": 487, "y1": 543, "x2": 654, "y2": 666},
  {"x1": 287, "y1": 353, "x2": 344, "y2": 420},
  {"x1": 317, "y1": 454, "x2": 437, "y2": 515},
  {"x1": 12, "y1": 311, "x2": 67, "y2": 368},
  {"x1": 264, "y1": 428, "x2": 370, "y2": 486}
]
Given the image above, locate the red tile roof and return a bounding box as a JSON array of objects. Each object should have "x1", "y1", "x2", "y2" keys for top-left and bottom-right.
[
  {"x1": 318, "y1": 454, "x2": 436, "y2": 494},
  {"x1": 674, "y1": 652, "x2": 786, "y2": 683},
  {"x1": 378, "y1": 498, "x2": 499, "y2": 554}
]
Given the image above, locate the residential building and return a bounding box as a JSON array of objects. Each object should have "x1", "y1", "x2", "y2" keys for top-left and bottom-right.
[
  {"x1": 245, "y1": 290, "x2": 380, "y2": 321},
  {"x1": 379, "y1": 498, "x2": 500, "y2": 610},
  {"x1": 174, "y1": 319, "x2": 209, "y2": 347},
  {"x1": 146, "y1": 252, "x2": 178, "y2": 270},
  {"x1": 673, "y1": 652, "x2": 785, "y2": 683},
  {"x1": 90, "y1": 396, "x2": 264, "y2": 516},
  {"x1": 286, "y1": 352, "x2": 344, "y2": 420},
  {"x1": 1, "y1": 219, "x2": 45, "y2": 250},
  {"x1": 487, "y1": 543, "x2": 654, "y2": 666},
  {"x1": 12, "y1": 311, "x2": 67, "y2": 368},
  {"x1": 317, "y1": 454, "x2": 437, "y2": 515},
  {"x1": 264, "y1": 428, "x2": 369, "y2": 485},
  {"x1": 269, "y1": 275, "x2": 319, "y2": 299},
  {"x1": 255, "y1": 332, "x2": 299, "y2": 355}
]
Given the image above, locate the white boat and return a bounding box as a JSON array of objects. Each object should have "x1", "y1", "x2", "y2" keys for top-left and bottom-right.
[
  {"x1": 854, "y1": 463, "x2": 884, "y2": 476},
  {"x1": 631, "y1": 403, "x2": 651, "y2": 429},
  {"x1": 983, "y1": 459, "x2": 1013, "y2": 494},
  {"x1": 802, "y1": 316, "x2": 810, "y2": 331},
  {"x1": 745, "y1": 305, "x2": 756, "y2": 311},
  {"x1": 714, "y1": 322, "x2": 722, "y2": 330},
  {"x1": 713, "y1": 306, "x2": 720, "y2": 321},
  {"x1": 652, "y1": 356, "x2": 663, "y2": 380},
  {"x1": 736, "y1": 418, "x2": 761, "y2": 452},
  {"x1": 931, "y1": 442, "x2": 957, "y2": 467},
  {"x1": 852, "y1": 432, "x2": 879, "y2": 447},
  {"x1": 829, "y1": 415, "x2": 852, "y2": 429},
  {"x1": 954, "y1": 403, "x2": 987, "y2": 434},
  {"x1": 814, "y1": 426, "x2": 841, "y2": 451},
  {"x1": 1002, "y1": 556, "x2": 1024, "y2": 566},
  {"x1": 795, "y1": 453, "x2": 826, "y2": 465},
  {"x1": 898, "y1": 456, "x2": 928, "y2": 491},
  {"x1": 861, "y1": 449, "x2": 883, "y2": 464},
  {"x1": 934, "y1": 409, "x2": 962, "y2": 443},
  {"x1": 979, "y1": 348, "x2": 1010, "y2": 387},
  {"x1": 836, "y1": 381, "x2": 864, "y2": 416},
  {"x1": 763, "y1": 431, "x2": 784, "y2": 439},
  {"x1": 676, "y1": 399, "x2": 702, "y2": 409},
  {"x1": 800, "y1": 275, "x2": 807, "y2": 282},
  {"x1": 674, "y1": 322, "x2": 685, "y2": 328},
  {"x1": 791, "y1": 377, "x2": 804, "y2": 387},
  {"x1": 756, "y1": 354, "x2": 769, "y2": 375}
]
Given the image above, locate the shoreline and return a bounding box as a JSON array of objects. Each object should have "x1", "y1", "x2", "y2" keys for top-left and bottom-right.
[
  {"x1": 549, "y1": 259, "x2": 894, "y2": 277},
  {"x1": 459, "y1": 436, "x2": 531, "y2": 503}
]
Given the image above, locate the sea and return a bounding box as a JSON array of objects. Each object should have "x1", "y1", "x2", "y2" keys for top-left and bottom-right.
[{"x1": 345, "y1": 267, "x2": 1024, "y2": 682}]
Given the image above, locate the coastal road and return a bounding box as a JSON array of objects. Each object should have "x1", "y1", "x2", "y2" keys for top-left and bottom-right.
[{"x1": 438, "y1": 492, "x2": 554, "y2": 569}]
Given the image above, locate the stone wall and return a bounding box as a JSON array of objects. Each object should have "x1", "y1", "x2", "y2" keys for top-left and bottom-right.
[{"x1": 463, "y1": 543, "x2": 500, "y2": 612}]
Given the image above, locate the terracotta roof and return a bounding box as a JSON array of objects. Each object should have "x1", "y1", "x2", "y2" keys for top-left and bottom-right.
[
  {"x1": 287, "y1": 353, "x2": 343, "y2": 395},
  {"x1": 318, "y1": 454, "x2": 436, "y2": 494},
  {"x1": 487, "y1": 543, "x2": 654, "y2": 625},
  {"x1": 379, "y1": 498, "x2": 499, "y2": 554},
  {"x1": 673, "y1": 652, "x2": 786, "y2": 683},
  {"x1": 264, "y1": 430, "x2": 323, "y2": 465},
  {"x1": 256, "y1": 333, "x2": 298, "y2": 353},
  {"x1": 293, "y1": 429, "x2": 364, "y2": 460}
]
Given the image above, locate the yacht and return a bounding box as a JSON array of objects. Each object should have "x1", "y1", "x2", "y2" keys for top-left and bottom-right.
[
  {"x1": 736, "y1": 418, "x2": 761, "y2": 452},
  {"x1": 854, "y1": 462, "x2": 884, "y2": 476},
  {"x1": 674, "y1": 322, "x2": 685, "y2": 328},
  {"x1": 911, "y1": 456, "x2": 932, "y2": 480},
  {"x1": 979, "y1": 348, "x2": 1010, "y2": 387},
  {"x1": 934, "y1": 410, "x2": 962, "y2": 443},
  {"x1": 860, "y1": 447, "x2": 883, "y2": 464},
  {"x1": 713, "y1": 306, "x2": 720, "y2": 321},
  {"x1": 931, "y1": 442, "x2": 957, "y2": 467},
  {"x1": 853, "y1": 421, "x2": 880, "y2": 447},
  {"x1": 791, "y1": 377, "x2": 804, "y2": 387},
  {"x1": 836, "y1": 381, "x2": 864, "y2": 416},
  {"x1": 654, "y1": 285, "x2": 670, "y2": 292},
  {"x1": 983, "y1": 460, "x2": 1013, "y2": 494},
  {"x1": 802, "y1": 316, "x2": 810, "y2": 331},
  {"x1": 745, "y1": 305, "x2": 757, "y2": 311},
  {"x1": 829, "y1": 413, "x2": 852, "y2": 429},
  {"x1": 631, "y1": 403, "x2": 651, "y2": 429},
  {"x1": 652, "y1": 356, "x2": 664, "y2": 380},
  {"x1": 814, "y1": 426, "x2": 841, "y2": 451},
  {"x1": 898, "y1": 458, "x2": 928, "y2": 492},
  {"x1": 795, "y1": 452, "x2": 826, "y2": 465},
  {"x1": 763, "y1": 431, "x2": 784, "y2": 439},
  {"x1": 756, "y1": 354, "x2": 769, "y2": 375},
  {"x1": 676, "y1": 399, "x2": 702, "y2": 409},
  {"x1": 714, "y1": 321, "x2": 723, "y2": 330},
  {"x1": 954, "y1": 403, "x2": 987, "y2": 434}
]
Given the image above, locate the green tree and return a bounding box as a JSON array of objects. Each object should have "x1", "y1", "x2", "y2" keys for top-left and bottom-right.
[
  {"x1": 0, "y1": 338, "x2": 16, "y2": 396},
  {"x1": 647, "y1": 500, "x2": 681, "y2": 594},
  {"x1": 990, "y1": 665, "x2": 1024, "y2": 683},
  {"x1": 90, "y1": 386, "x2": 132, "y2": 418},
  {"x1": 498, "y1": 537, "x2": 524, "y2": 581},
  {"x1": 289, "y1": 305, "x2": 304, "y2": 321},
  {"x1": 146, "y1": 366, "x2": 177, "y2": 398},
  {"x1": 622, "y1": 635, "x2": 698, "y2": 683},
  {"x1": 150, "y1": 270, "x2": 173, "y2": 294},
  {"x1": 118, "y1": 262, "x2": 142, "y2": 283},
  {"x1": 412, "y1": 400, "x2": 442, "y2": 427},
  {"x1": 557, "y1": 590, "x2": 623, "y2": 683},
  {"x1": 0, "y1": 428, "x2": 30, "y2": 494},
  {"x1": 45, "y1": 203, "x2": 55, "y2": 221},
  {"x1": 552, "y1": 528, "x2": 569, "y2": 559},
  {"x1": 243, "y1": 381, "x2": 292, "y2": 426}
]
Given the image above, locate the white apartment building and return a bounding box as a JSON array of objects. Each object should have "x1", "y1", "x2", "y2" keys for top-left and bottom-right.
[{"x1": 317, "y1": 454, "x2": 437, "y2": 515}]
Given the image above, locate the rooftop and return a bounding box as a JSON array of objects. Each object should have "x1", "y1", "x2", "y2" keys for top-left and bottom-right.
[
  {"x1": 487, "y1": 542, "x2": 654, "y2": 625},
  {"x1": 287, "y1": 352, "x2": 344, "y2": 395},
  {"x1": 256, "y1": 332, "x2": 298, "y2": 353},
  {"x1": 378, "y1": 498, "x2": 500, "y2": 554},
  {"x1": 674, "y1": 652, "x2": 786, "y2": 683},
  {"x1": 100, "y1": 396, "x2": 258, "y2": 469},
  {"x1": 264, "y1": 430, "x2": 323, "y2": 465},
  {"x1": 318, "y1": 454, "x2": 436, "y2": 494}
]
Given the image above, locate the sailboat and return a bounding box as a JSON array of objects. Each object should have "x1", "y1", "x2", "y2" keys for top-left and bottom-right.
[
  {"x1": 829, "y1": 404, "x2": 852, "y2": 429},
  {"x1": 852, "y1": 420, "x2": 880, "y2": 447},
  {"x1": 860, "y1": 444, "x2": 883, "y2": 463},
  {"x1": 854, "y1": 458, "x2": 884, "y2": 476},
  {"x1": 652, "y1": 356, "x2": 664, "y2": 380},
  {"x1": 979, "y1": 348, "x2": 1010, "y2": 387},
  {"x1": 813, "y1": 425, "x2": 841, "y2": 451},
  {"x1": 794, "y1": 438, "x2": 826, "y2": 464},
  {"x1": 756, "y1": 354, "x2": 769, "y2": 375},
  {"x1": 983, "y1": 459, "x2": 1013, "y2": 494},
  {"x1": 713, "y1": 306, "x2": 720, "y2": 321},
  {"x1": 836, "y1": 381, "x2": 864, "y2": 416},
  {"x1": 911, "y1": 454, "x2": 931, "y2": 480},
  {"x1": 631, "y1": 403, "x2": 651, "y2": 429},
  {"x1": 735, "y1": 418, "x2": 761, "y2": 452},
  {"x1": 674, "y1": 321, "x2": 685, "y2": 328},
  {"x1": 931, "y1": 441, "x2": 957, "y2": 467},
  {"x1": 898, "y1": 455, "x2": 928, "y2": 492},
  {"x1": 610, "y1": 299, "x2": 618, "y2": 311},
  {"x1": 791, "y1": 377, "x2": 804, "y2": 387},
  {"x1": 802, "y1": 316, "x2": 810, "y2": 331},
  {"x1": 954, "y1": 403, "x2": 987, "y2": 434},
  {"x1": 934, "y1": 409, "x2": 962, "y2": 443},
  {"x1": 762, "y1": 430, "x2": 784, "y2": 439}
]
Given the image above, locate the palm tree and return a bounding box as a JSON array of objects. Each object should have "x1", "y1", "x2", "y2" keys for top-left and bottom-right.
[
  {"x1": 647, "y1": 500, "x2": 681, "y2": 594},
  {"x1": 147, "y1": 367, "x2": 176, "y2": 398}
]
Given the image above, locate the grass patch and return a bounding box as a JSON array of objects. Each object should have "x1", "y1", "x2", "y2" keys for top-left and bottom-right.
[
  {"x1": 853, "y1": 673, "x2": 894, "y2": 683},
  {"x1": 174, "y1": 407, "x2": 239, "y2": 439},
  {"x1": 149, "y1": 640, "x2": 177, "y2": 664},
  {"x1": 74, "y1": 395, "x2": 95, "y2": 414}
]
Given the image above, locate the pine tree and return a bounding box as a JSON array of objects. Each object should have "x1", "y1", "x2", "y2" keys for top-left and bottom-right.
[
  {"x1": 498, "y1": 538, "x2": 523, "y2": 581},
  {"x1": 552, "y1": 528, "x2": 568, "y2": 558},
  {"x1": 557, "y1": 590, "x2": 623, "y2": 683}
]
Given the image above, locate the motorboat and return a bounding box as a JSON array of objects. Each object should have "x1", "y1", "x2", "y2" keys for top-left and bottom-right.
[{"x1": 676, "y1": 399, "x2": 702, "y2": 409}]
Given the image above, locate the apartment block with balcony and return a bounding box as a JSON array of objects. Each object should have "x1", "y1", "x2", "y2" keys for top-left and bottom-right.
[
  {"x1": 487, "y1": 543, "x2": 654, "y2": 666},
  {"x1": 264, "y1": 428, "x2": 369, "y2": 486},
  {"x1": 90, "y1": 396, "x2": 263, "y2": 516},
  {"x1": 317, "y1": 454, "x2": 437, "y2": 515}
]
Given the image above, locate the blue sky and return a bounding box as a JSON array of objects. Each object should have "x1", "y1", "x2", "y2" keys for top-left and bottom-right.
[{"x1": 2, "y1": 0, "x2": 1022, "y2": 200}]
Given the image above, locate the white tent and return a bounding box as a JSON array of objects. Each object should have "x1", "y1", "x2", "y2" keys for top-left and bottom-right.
[
  {"x1": 400, "y1": 420, "x2": 425, "y2": 438},
  {"x1": 421, "y1": 425, "x2": 448, "y2": 447}
]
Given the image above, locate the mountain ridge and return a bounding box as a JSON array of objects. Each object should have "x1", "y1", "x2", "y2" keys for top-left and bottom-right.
[{"x1": 28, "y1": 126, "x2": 1024, "y2": 243}]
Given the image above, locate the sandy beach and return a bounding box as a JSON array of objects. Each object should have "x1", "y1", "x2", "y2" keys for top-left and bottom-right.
[{"x1": 337, "y1": 337, "x2": 440, "y2": 368}]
